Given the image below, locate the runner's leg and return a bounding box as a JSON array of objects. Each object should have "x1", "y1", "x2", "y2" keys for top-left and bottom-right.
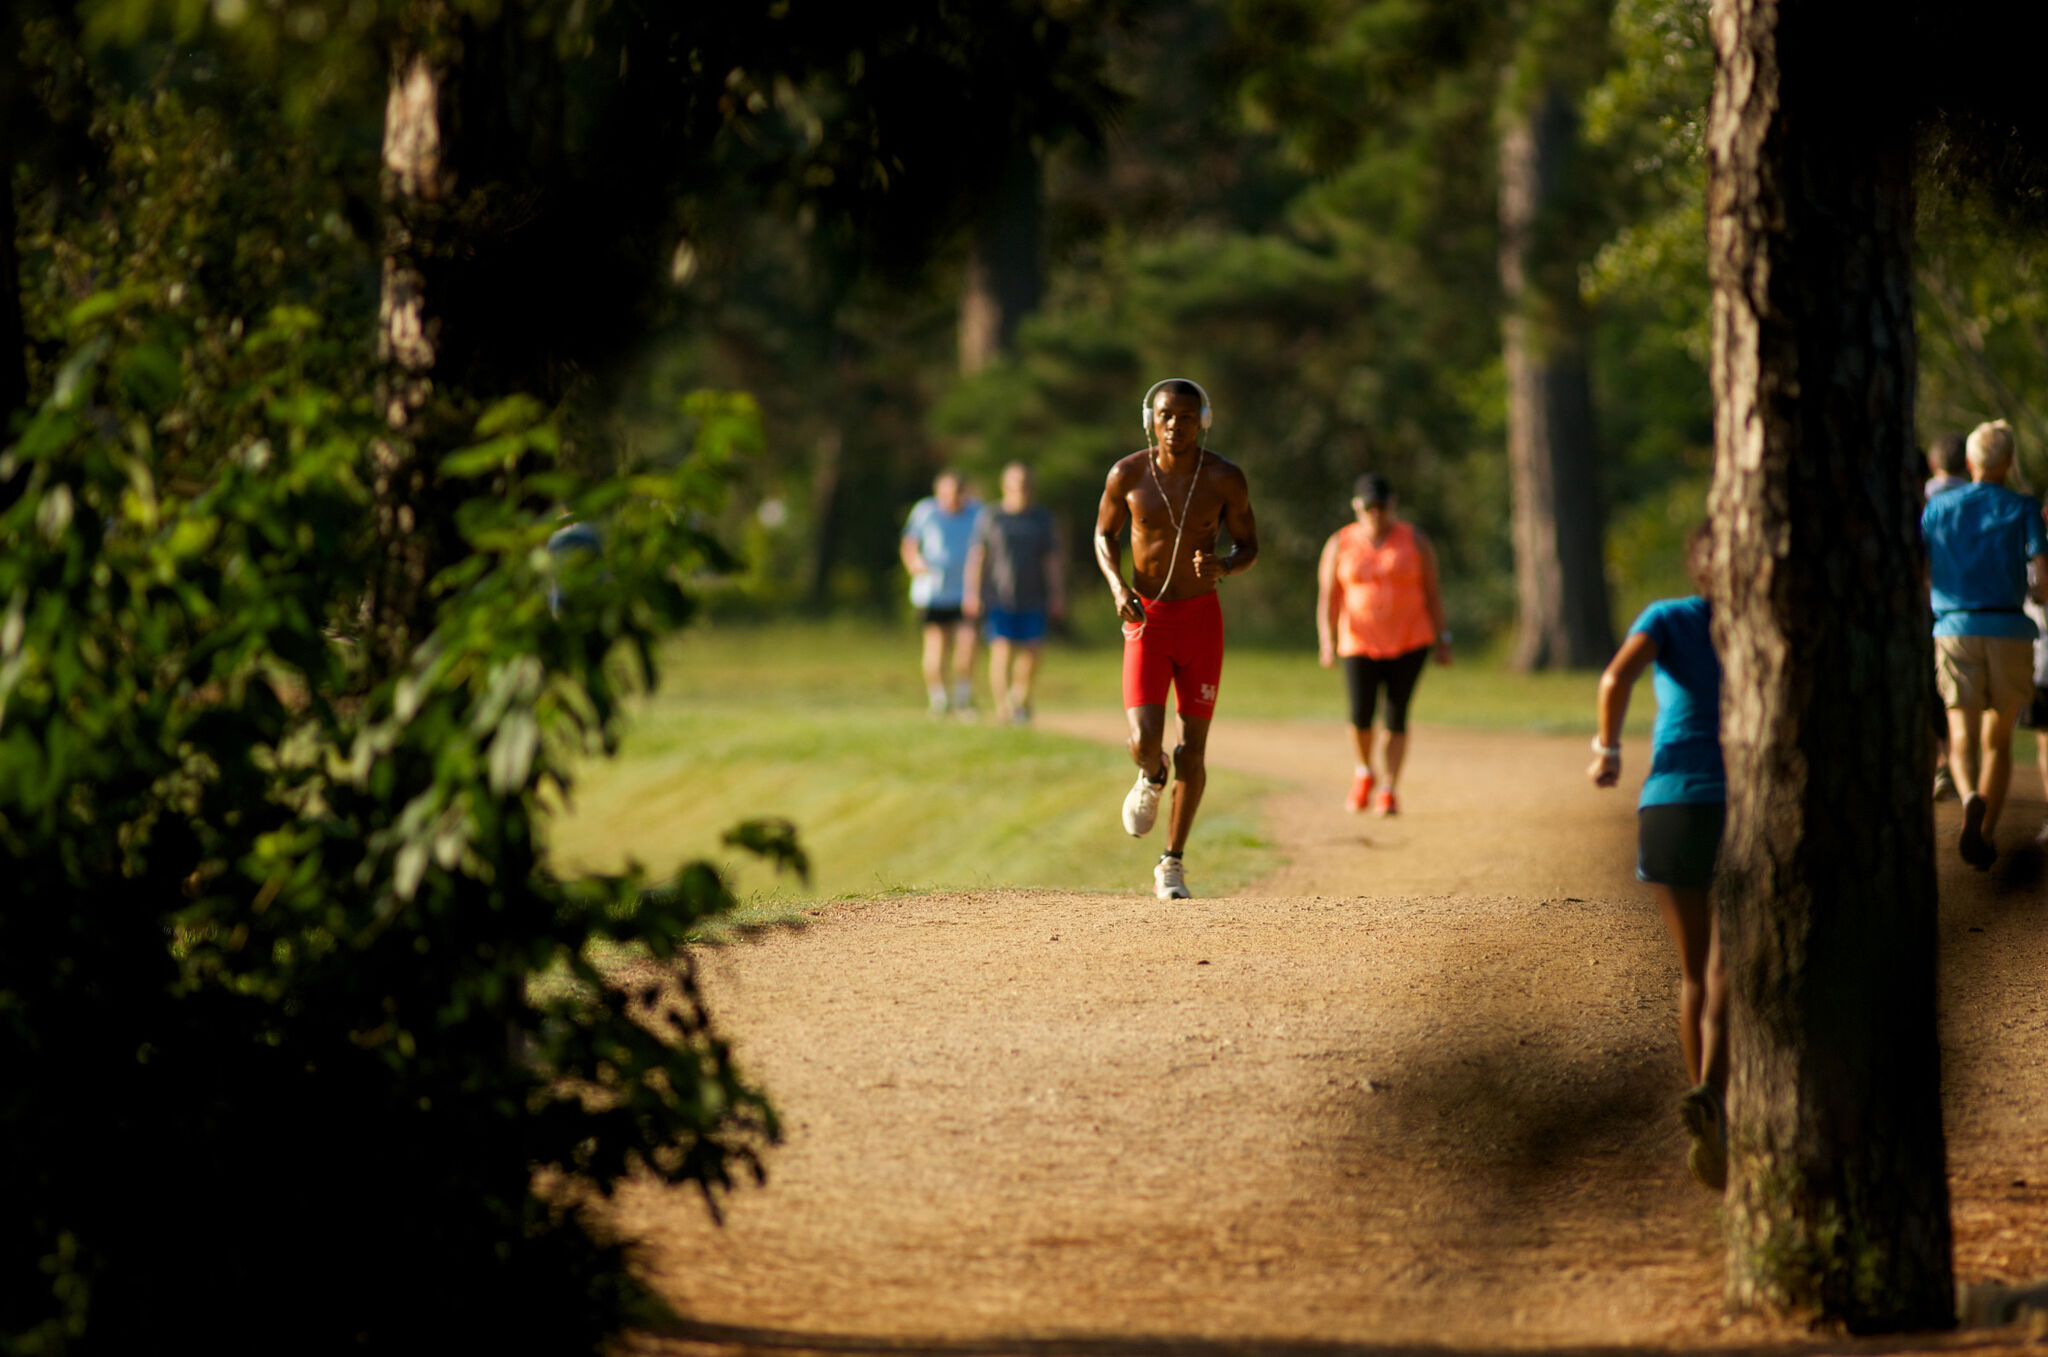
[
  {"x1": 1382, "y1": 732, "x2": 1407, "y2": 788},
  {"x1": 1653, "y1": 884, "x2": 1714, "y2": 1087},
  {"x1": 951, "y1": 620, "x2": 979, "y2": 710},
  {"x1": 1011, "y1": 643, "x2": 1042, "y2": 717},
  {"x1": 1127, "y1": 705, "x2": 1169, "y2": 779},
  {"x1": 1165, "y1": 715, "x2": 1211, "y2": 856},
  {"x1": 988, "y1": 637, "x2": 1013, "y2": 721},
  {"x1": 921, "y1": 623, "x2": 948, "y2": 710},
  {"x1": 1343, "y1": 655, "x2": 1378, "y2": 773},
  {"x1": 1378, "y1": 647, "x2": 1429, "y2": 793},
  {"x1": 1979, "y1": 705, "x2": 2020, "y2": 833},
  {"x1": 1947, "y1": 704, "x2": 1982, "y2": 799}
]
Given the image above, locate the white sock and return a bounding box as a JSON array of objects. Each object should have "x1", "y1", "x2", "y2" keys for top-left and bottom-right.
[
  {"x1": 1355, "y1": 764, "x2": 1371, "y2": 777},
  {"x1": 952, "y1": 679, "x2": 972, "y2": 706},
  {"x1": 928, "y1": 684, "x2": 947, "y2": 706}
]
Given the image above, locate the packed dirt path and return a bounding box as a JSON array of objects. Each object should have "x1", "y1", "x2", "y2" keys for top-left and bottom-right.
[{"x1": 618, "y1": 717, "x2": 2048, "y2": 1356}]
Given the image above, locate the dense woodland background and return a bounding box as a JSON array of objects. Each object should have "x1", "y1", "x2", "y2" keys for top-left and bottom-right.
[{"x1": 12, "y1": 1, "x2": 2048, "y2": 655}]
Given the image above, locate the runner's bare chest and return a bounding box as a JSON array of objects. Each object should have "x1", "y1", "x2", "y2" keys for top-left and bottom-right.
[{"x1": 1126, "y1": 453, "x2": 1225, "y2": 547}]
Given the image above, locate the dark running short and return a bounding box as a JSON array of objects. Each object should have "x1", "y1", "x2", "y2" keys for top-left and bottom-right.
[
  {"x1": 1637, "y1": 803, "x2": 1725, "y2": 890},
  {"x1": 2022, "y1": 686, "x2": 2048, "y2": 730},
  {"x1": 921, "y1": 604, "x2": 966, "y2": 627},
  {"x1": 1342, "y1": 646, "x2": 1431, "y2": 734}
]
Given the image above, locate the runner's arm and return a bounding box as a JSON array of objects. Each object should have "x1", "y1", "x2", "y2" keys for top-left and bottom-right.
[
  {"x1": 899, "y1": 533, "x2": 926, "y2": 579},
  {"x1": 963, "y1": 540, "x2": 986, "y2": 618},
  {"x1": 1316, "y1": 534, "x2": 1341, "y2": 668},
  {"x1": 2031, "y1": 553, "x2": 2048, "y2": 605},
  {"x1": 1194, "y1": 465, "x2": 1259, "y2": 581},
  {"x1": 1095, "y1": 466, "x2": 1143, "y2": 623},
  {"x1": 1590, "y1": 631, "x2": 1657, "y2": 787}
]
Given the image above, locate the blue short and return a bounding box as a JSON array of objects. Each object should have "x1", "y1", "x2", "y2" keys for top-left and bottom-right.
[{"x1": 985, "y1": 608, "x2": 1048, "y2": 644}]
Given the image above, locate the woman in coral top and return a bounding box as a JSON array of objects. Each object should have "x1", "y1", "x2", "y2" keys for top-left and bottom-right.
[{"x1": 1316, "y1": 474, "x2": 1451, "y2": 814}]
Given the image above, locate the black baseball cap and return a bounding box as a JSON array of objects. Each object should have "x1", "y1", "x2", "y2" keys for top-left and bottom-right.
[{"x1": 1353, "y1": 473, "x2": 1393, "y2": 506}]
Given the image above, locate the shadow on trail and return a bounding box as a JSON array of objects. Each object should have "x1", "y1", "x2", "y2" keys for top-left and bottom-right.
[
  {"x1": 641, "y1": 1317, "x2": 1984, "y2": 1357},
  {"x1": 1322, "y1": 1032, "x2": 1684, "y2": 1253}
]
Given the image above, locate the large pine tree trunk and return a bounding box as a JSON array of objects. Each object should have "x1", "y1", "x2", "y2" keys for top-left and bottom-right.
[
  {"x1": 1706, "y1": 0, "x2": 1953, "y2": 1329},
  {"x1": 957, "y1": 144, "x2": 1043, "y2": 376},
  {"x1": 1499, "y1": 85, "x2": 1613, "y2": 671}
]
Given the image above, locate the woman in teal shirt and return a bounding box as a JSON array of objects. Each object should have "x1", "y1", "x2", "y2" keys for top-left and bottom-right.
[{"x1": 1588, "y1": 525, "x2": 1727, "y2": 1193}]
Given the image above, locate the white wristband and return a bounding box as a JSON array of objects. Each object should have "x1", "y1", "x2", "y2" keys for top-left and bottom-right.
[{"x1": 1591, "y1": 738, "x2": 1621, "y2": 759}]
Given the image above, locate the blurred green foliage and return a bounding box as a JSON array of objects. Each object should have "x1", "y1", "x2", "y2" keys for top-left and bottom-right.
[
  {"x1": 5, "y1": 0, "x2": 1120, "y2": 1349},
  {"x1": 0, "y1": 287, "x2": 792, "y2": 1348}
]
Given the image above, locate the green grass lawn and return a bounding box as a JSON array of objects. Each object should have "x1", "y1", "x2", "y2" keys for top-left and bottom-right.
[
  {"x1": 648, "y1": 616, "x2": 1637, "y2": 730},
  {"x1": 546, "y1": 618, "x2": 1635, "y2": 919}
]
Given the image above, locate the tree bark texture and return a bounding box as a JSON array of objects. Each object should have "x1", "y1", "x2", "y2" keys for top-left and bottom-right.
[
  {"x1": 1499, "y1": 85, "x2": 1614, "y2": 671},
  {"x1": 371, "y1": 30, "x2": 459, "y2": 667},
  {"x1": 957, "y1": 144, "x2": 1044, "y2": 377},
  {"x1": 372, "y1": 7, "x2": 566, "y2": 664},
  {"x1": 1706, "y1": 0, "x2": 1952, "y2": 1330}
]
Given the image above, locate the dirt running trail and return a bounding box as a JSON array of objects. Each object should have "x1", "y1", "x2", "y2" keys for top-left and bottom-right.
[{"x1": 617, "y1": 718, "x2": 2048, "y2": 1356}]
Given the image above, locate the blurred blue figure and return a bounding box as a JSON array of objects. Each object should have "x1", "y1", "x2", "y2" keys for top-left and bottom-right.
[{"x1": 546, "y1": 519, "x2": 603, "y2": 617}]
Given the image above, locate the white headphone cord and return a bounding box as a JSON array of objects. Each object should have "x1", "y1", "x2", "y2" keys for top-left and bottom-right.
[{"x1": 1123, "y1": 440, "x2": 1206, "y2": 642}]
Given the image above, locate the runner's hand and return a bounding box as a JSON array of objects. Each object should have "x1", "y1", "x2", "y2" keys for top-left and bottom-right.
[
  {"x1": 1434, "y1": 639, "x2": 1453, "y2": 667},
  {"x1": 1588, "y1": 752, "x2": 1620, "y2": 788},
  {"x1": 1116, "y1": 587, "x2": 1144, "y2": 624},
  {"x1": 1192, "y1": 549, "x2": 1222, "y2": 581},
  {"x1": 1319, "y1": 639, "x2": 1335, "y2": 669}
]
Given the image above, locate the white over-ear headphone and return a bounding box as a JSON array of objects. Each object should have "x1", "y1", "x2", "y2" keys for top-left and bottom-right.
[{"x1": 1141, "y1": 378, "x2": 1213, "y2": 436}]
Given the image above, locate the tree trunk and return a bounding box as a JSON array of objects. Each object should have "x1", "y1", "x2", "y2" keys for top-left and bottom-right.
[
  {"x1": 1706, "y1": 0, "x2": 1952, "y2": 1330},
  {"x1": 369, "y1": 15, "x2": 461, "y2": 667},
  {"x1": 958, "y1": 145, "x2": 1044, "y2": 376},
  {"x1": 1500, "y1": 85, "x2": 1613, "y2": 672},
  {"x1": 1, "y1": 14, "x2": 26, "y2": 429}
]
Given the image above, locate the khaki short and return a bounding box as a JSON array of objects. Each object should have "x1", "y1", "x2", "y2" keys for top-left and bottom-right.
[{"x1": 1935, "y1": 634, "x2": 2035, "y2": 714}]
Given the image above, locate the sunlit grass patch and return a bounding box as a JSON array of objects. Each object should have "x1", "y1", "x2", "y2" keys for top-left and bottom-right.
[{"x1": 548, "y1": 700, "x2": 1283, "y2": 904}]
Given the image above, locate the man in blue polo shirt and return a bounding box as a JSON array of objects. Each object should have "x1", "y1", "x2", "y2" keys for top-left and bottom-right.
[
  {"x1": 1923, "y1": 419, "x2": 2048, "y2": 868},
  {"x1": 901, "y1": 470, "x2": 982, "y2": 717}
]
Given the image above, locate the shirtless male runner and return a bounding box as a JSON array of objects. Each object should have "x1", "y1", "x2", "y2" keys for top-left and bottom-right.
[{"x1": 1095, "y1": 378, "x2": 1259, "y2": 899}]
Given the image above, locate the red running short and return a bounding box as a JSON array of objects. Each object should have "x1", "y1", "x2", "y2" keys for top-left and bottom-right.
[{"x1": 1122, "y1": 591, "x2": 1225, "y2": 721}]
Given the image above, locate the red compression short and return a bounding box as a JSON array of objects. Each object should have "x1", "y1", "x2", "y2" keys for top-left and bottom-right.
[{"x1": 1122, "y1": 591, "x2": 1225, "y2": 721}]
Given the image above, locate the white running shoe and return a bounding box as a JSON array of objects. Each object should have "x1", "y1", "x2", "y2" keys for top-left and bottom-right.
[
  {"x1": 1122, "y1": 767, "x2": 1165, "y2": 836},
  {"x1": 1154, "y1": 855, "x2": 1191, "y2": 900}
]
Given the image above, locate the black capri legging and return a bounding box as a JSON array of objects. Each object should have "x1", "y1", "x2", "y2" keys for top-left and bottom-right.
[{"x1": 1342, "y1": 646, "x2": 1431, "y2": 734}]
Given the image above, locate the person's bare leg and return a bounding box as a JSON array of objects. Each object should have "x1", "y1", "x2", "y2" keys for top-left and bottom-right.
[
  {"x1": 1653, "y1": 883, "x2": 1714, "y2": 1088},
  {"x1": 1948, "y1": 705, "x2": 1983, "y2": 798},
  {"x1": 1380, "y1": 731, "x2": 1409, "y2": 790},
  {"x1": 1165, "y1": 715, "x2": 1212, "y2": 856},
  {"x1": 950, "y1": 621, "x2": 979, "y2": 709},
  {"x1": 1980, "y1": 705, "x2": 2020, "y2": 834},
  {"x1": 1011, "y1": 644, "x2": 1042, "y2": 717},
  {"x1": 987, "y1": 637, "x2": 1013, "y2": 721},
  {"x1": 921, "y1": 624, "x2": 947, "y2": 708},
  {"x1": 1701, "y1": 908, "x2": 1727, "y2": 1096},
  {"x1": 1126, "y1": 705, "x2": 1168, "y2": 780},
  {"x1": 1349, "y1": 724, "x2": 1374, "y2": 771}
]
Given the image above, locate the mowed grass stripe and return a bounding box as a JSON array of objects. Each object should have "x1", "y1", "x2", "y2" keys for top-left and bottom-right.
[{"x1": 547, "y1": 704, "x2": 1281, "y2": 912}]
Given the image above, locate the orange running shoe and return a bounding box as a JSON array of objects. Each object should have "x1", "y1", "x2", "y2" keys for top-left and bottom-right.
[
  {"x1": 1345, "y1": 771, "x2": 1375, "y2": 813},
  {"x1": 1375, "y1": 788, "x2": 1399, "y2": 817}
]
